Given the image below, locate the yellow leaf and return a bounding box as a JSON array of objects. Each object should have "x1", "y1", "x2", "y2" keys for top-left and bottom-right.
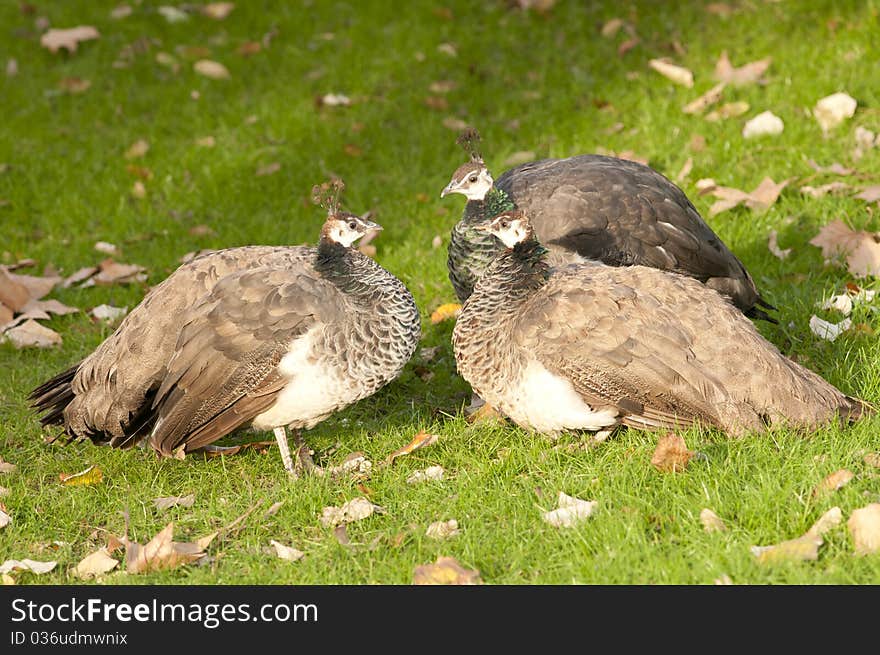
[
  {"x1": 430, "y1": 303, "x2": 461, "y2": 324},
  {"x1": 386, "y1": 430, "x2": 439, "y2": 465},
  {"x1": 59, "y1": 465, "x2": 103, "y2": 486}
]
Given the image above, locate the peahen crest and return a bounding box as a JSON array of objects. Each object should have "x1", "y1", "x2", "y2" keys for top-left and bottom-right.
[
  {"x1": 456, "y1": 128, "x2": 484, "y2": 164},
  {"x1": 311, "y1": 178, "x2": 346, "y2": 215}
]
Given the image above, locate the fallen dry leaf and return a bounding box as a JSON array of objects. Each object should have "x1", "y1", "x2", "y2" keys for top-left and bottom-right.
[
  {"x1": 413, "y1": 556, "x2": 481, "y2": 585},
  {"x1": 269, "y1": 539, "x2": 304, "y2": 562},
  {"x1": 864, "y1": 453, "x2": 880, "y2": 468},
  {"x1": 651, "y1": 433, "x2": 693, "y2": 473},
  {"x1": 742, "y1": 110, "x2": 784, "y2": 138},
  {"x1": 4, "y1": 320, "x2": 62, "y2": 349},
  {"x1": 704, "y1": 101, "x2": 750, "y2": 122},
  {"x1": 809, "y1": 219, "x2": 880, "y2": 278},
  {"x1": 807, "y1": 506, "x2": 843, "y2": 538},
  {"x1": 40, "y1": 26, "x2": 100, "y2": 54},
  {"x1": 0, "y1": 459, "x2": 16, "y2": 474},
  {"x1": 542, "y1": 491, "x2": 597, "y2": 528},
  {"x1": 386, "y1": 431, "x2": 439, "y2": 465},
  {"x1": 256, "y1": 162, "x2": 281, "y2": 177},
  {"x1": 819, "y1": 293, "x2": 853, "y2": 316},
  {"x1": 91, "y1": 259, "x2": 147, "y2": 285},
  {"x1": 59, "y1": 465, "x2": 103, "y2": 486},
  {"x1": 814, "y1": 92, "x2": 857, "y2": 132},
  {"x1": 807, "y1": 160, "x2": 854, "y2": 176},
  {"x1": 5, "y1": 270, "x2": 61, "y2": 300},
  {"x1": 318, "y1": 93, "x2": 351, "y2": 107},
  {"x1": 682, "y1": 82, "x2": 725, "y2": 114},
  {"x1": 63, "y1": 266, "x2": 98, "y2": 288},
  {"x1": 111, "y1": 5, "x2": 133, "y2": 20},
  {"x1": 194, "y1": 60, "x2": 230, "y2": 80},
  {"x1": 124, "y1": 139, "x2": 149, "y2": 160},
  {"x1": 600, "y1": 17, "x2": 625, "y2": 38},
  {"x1": 707, "y1": 177, "x2": 789, "y2": 217},
  {"x1": 675, "y1": 157, "x2": 693, "y2": 183},
  {"x1": 319, "y1": 452, "x2": 372, "y2": 479},
  {"x1": 201, "y1": 2, "x2": 235, "y2": 19},
  {"x1": 91, "y1": 304, "x2": 128, "y2": 322},
  {"x1": 0, "y1": 268, "x2": 31, "y2": 311},
  {"x1": 714, "y1": 52, "x2": 771, "y2": 86},
  {"x1": 700, "y1": 508, "x2": 727, "y2": 532},
  {"x1": 73, "y1": 548, "x2": 119, "y2": 579},
  {"x1": 319, "y1": 497, "x2": 380, "y2": 527},
  {"x1": 58, "y1": 77, "x2": 91, "y2": 94},
  {"x1": 429, "y1": 80, "x2": 456, "y2": 94},
  {"x1": 406, "y1": 465, "x2": 445, "y2": 484},
  {"x1": 430, "y1": 302, "x2": 461, "y2": 324},
  {"x1": 751, "y1": 534, "x2": 822, "y2": 564},
  {"x1": 154, "y1": 494, "x2": 195, "y2": 511},
  {"x1": 426, "y1": 519, "x2": 460, "y2": 540},
  {"x1": 809, "y1": 315, "x2": 851, "y2": 342},
  {"x1": 853, "y1": 126, "x2": 878, "y2": 160},
  {"x1": 0, "y1": 559, "x2": 57, "y2": 575},
  {"x1": 195, "y1": 135, "x2": 216, "y2": 148},
  {"x1": 848, "y1": 504, "x2": 880, "y2": 555},
  {"x1": 812, "y1": 469, "x2": 854, "y2": 497},
  {"x1": 124, "y1": 522, "x2": 215, "y2": 573},
  {"x1": 131, "y1": 181, "x2": 146, "y2": 198},
  {"x1": 333, "y1": 524, "x2": 350, "y2": 545},
  {"x1": 767, "y1": 230, "x2": 791, "y2": 260},
  {"x1": 648, "y1": 59, "x2": 693, "y2": 87},
  {"x1": 800, "y1": 182, "x2": 850, "y2": 198},
  {"x1": 855, "y1": 186, "x2": 880, "y2": 203},
  {"x1": 0, "y1": 508, "x2": 10, "y2": 529},
  {"x1": 442, "y1": 117, "x2": 470, "y2": 131}
]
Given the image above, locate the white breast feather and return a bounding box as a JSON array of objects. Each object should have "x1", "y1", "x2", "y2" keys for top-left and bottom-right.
[
  {"x1": 251, "y1": 329, "x2": 348, "y2": 430},
  {"x1": 505, "y1": 360, "x2": 619, "y2": 433}
]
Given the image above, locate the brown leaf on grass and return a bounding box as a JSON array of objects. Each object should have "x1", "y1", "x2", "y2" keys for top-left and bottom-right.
[
  {"x1": 58, "y1": 77, "x2": 91, "y2": 94},
  {"x1": 0, "y1": 559, "x2": 57, "y2": 575},
  {"x1": 0, "y1": 507, "x2": 10, "y2": 529},
  {"x1": 124, "y1": 139, "x2": 149, "y2": 159},
  {"x1": 742, "y1": 111, "x2": 784, "y2": 138},
  {"x1": 91, "y1": 259, "x2": 147, "y2": 286},
  {"x1": 704, "y1": 101, "x2": 750, "y2": 122},
  {"x1": 237, "y1": 41, "x2": 261, "y2": 56},
  {"x1": 126, "y1": 165, "x2": 153, "y2": 180},
  {"x1": 682, "y1": 82, "x2": 725, "y2": 114},
  {"x1": 0, "y1": 268, "x2": 31, "y2": 311},
  {"x1": 17, "y1": 299, "x2": 79, "y2": 322},
  {"x1": 442, "y1": 117, "x2": 469, "y2": 131},
  {"x1": 848, "y1": 504, "x2": 880, "y2": 555},
  {"x1": 809, "y1": 315, "x2": 851, "y2": 342},
  {"x1": 319, "y1": 497, "x2": 380, "y2": 527},
  {"x1": 386, "y1": 431, "x2": 439, "y2": 465},
  {"x1": 855, "y1": 186, "x2": 880, "y2": 203},
  {"x1": 767, "y1": 230, "x2": 791, "y2": 260},
  {"x1": 714, "y1": 51, "x2": 771, "y2": 85},
  {"x1": 4, "y1": 320, "x2": 61, "y2": 349},
  {"x1": 201, "y1": 2, "x2": 235, "y2": 19},
  {"x1": 424, "y1": 95, "x2": 449, "y2": 111},
  {"x1": 317, "y1": 93, "x2": 351, "y2": 107},
  {"x1": 195, "y1": 135, "x2": 216, "y2": 147},
  {"x1": 700, "y1": 508, "x2": 727, "y2": 532},
  {"x1": 131, "y1": 181, "x2": 146, "y2": 198},
  {"x1": 333, "y1": 524, "x2": 351, "y2": 545},
  {"x1": 193, "y1": 60, "x2": 230, "y2": 80},
  {"x1": 5, "y1": 270, "x2": 61, "y2": 300},
  {"x1": 0, "y1": 459, "x2": 16, "y2": 474},
  {"x1": 153, "y1": 494, "x2": 195, "y2": 511},
  {"x1": 751, "y1": 507, "x2": 841, "y2": 564},
  {"x1": 429, "y1": 80, "x2": 456, "y2": 94},
  {"x1": 91, "y1": 304, "x2": 128, "y2": 322},
  {"x1": 807, "y1": 160, "x2": 854, "y2": 176},
  {"x1": 59, "y1": 464, "x2": 103, "y2": 486},
  {"x1": 809, "y1": 219, "x2": 880, "y2": 278},
  {"x1": 707, "y1": 177, "x2": 789, "y2": 217},
  {"x1": 256, "y1": 162, "x2": 281, "y2": 177},
  {"x1": 413, "y1": 556, "x2": 481, "y2": 585},
  {"x1": 111, "y1": 5, "x2": 133, "y2": 20},
  {"x1": 73, "y1": 548, "x2": 119, "y2": 579},
  {"x1": 675, "y1": 157, "x2": 693, "y2": 183},
  {"x1": 800, "y1": 182, "x2": 851, "y2": 198},
  {"x1": 430, "y1": 302, "x2": 461, "y2": 324},
  {"x1": 40, "y1": 26, "x2": 100, "y2": 54},
  {"x1": 426, "y1": 519, "x2": 460, "y2": 539},
  {"x1": 651, "y1": 433, "x2": 693, "y2": 473},
  {"x1": 812, "y1": 469, "x2": 854, "y2": 497},
  {"x1": 0, "y1": 303, "x2": 11, "y2": 326},
  {"x1": 648, "y1": 59, "x2": 693, "y2": 87},
  {"x1": 618, "y1": 37, "x2": 640, "y2": 56},
  {"x1": 864, "y1": 453, "x2": 880, "y2": 468},
  {"x1": 124, "y1": 522, "x2": 215, "y2": 573},
  {"x1": 705, "y1": 3, "x2": 734, "y2": 15},
  {"x1": 269, "y1": 539, "x2": 304, "y2": 561},
  {"x1": 600, "y1": 18, "x2": 625, "y2": 37}
]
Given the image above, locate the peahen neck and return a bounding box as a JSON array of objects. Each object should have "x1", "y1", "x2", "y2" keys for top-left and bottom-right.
[
  {"x1": 474, "y1": 238, "x2": 551, "y2": 310},
  {"x1": 315, "y1": 240, "x2": 378, "y2": 299},
  {"x1": 465, "y1": 187, "x2": 515, "y2": 223}
]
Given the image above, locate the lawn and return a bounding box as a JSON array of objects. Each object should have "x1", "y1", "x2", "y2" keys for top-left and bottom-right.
[{"x1": 0, "y1": 0, "x2": 878, "y2": 585}]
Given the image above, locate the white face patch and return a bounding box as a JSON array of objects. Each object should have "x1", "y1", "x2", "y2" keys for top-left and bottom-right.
[
  {"x1": 329, "y1": 220, "x2": 365, "y2": 247},
  {"x1": 491, "y1": 219, "x2": 528, "y2": 248},
  {"x1": 449, "y1": 168, "x2": 494, "y2": 200}
]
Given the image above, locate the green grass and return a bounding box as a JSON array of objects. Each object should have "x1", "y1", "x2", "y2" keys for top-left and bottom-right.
[{"x1": 1, "y1": 0, "x2": 879, "y2": 585}]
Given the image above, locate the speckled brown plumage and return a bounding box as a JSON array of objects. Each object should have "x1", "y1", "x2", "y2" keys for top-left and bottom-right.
[
  {"x1": 452, "y1": 212, "x2": 868, "y2": 437},
  {"x1": 30, "y1": 220, "x2": 421, "y2": 458},
  {"x1": 446, "y1": 154, "x2": 774, "y2": 321}
]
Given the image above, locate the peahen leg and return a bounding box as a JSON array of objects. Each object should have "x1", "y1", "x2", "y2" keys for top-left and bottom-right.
[
  {"x1": 273, "y1": 426, "x2": 295, "y2": 474},
  {"x1": 292, "y1": 429, "x2": 317, "y2": 474}
]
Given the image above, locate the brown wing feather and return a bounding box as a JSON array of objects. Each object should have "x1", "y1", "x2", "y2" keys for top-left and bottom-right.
[{"x1": 148, "y1": 266, "x2": 340, "y2": 455}]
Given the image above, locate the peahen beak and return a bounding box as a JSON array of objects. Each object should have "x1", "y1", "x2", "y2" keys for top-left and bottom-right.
[{"x1": 440, "y1": 181, "x2": 456, "y2": 198}]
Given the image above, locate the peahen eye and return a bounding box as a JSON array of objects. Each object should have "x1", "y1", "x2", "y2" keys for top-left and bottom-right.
[
  {"x1": 500, "y1": 221, "x2": 509, "y2": 229},
  {"x1": 468, "y1": 175, "x2": 478, "y2": 183},
  {"x1": 348, "y1": 221, "x2": 357, "y2": 230}
]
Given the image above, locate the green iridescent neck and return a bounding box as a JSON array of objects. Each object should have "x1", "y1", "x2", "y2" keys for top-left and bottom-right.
[{"x1": 479, "y1": 187, "x2": 513, "y2": 219}]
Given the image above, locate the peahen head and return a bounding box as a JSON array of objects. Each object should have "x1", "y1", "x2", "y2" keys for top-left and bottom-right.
[
  {"x1": 441, "y1": 160, "x2": 494, "y2": 200},
  {"x1": 477, "y1": 210, "x2": 535, "y2": 248},
  {"x1": 312, "y1": 178, "x2": 382, "y2": 247},
  {"x1": 321, "y1": 212, "x2": 382, "y2": 247}
]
